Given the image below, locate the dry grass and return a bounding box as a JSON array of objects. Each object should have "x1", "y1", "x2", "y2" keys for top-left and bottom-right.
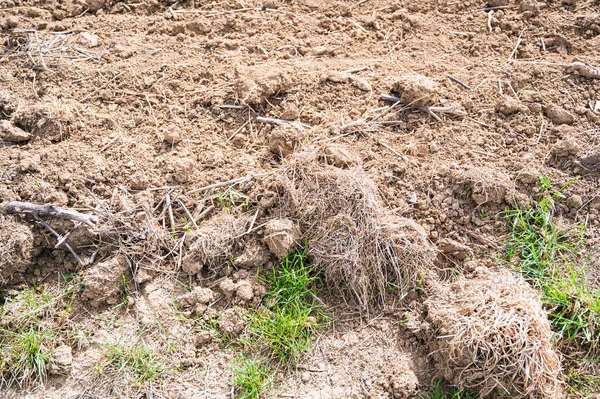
[
  {"x1": 267, "y1": 150, "x2": 436, "y2": 306},
  {"x1": 426, "y1": 269, "x2": 562, "y2": 399}
]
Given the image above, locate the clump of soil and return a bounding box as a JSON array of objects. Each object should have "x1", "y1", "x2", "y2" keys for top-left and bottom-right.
[
  {"x1": 391, "y1": 74, "x2": 438, "y2": 106},
  {"x1": 423, "y1": 268, "x2": 561, "y2": 399},
  {"x1": 234, "y1": 65, "x2": 292, "y2": 105},
  {"x1": 81, "y1": 256, "x2": 129, "y2": 306},
  {"x1": 267, "y1": 150, "x2": 436, "y2": 305},
  {"x1": 0, "y1": 215, "x2": 33, "y2": 285},
  {"x1": 11, "y1": 100, "x2": 75, "y2": 142}
]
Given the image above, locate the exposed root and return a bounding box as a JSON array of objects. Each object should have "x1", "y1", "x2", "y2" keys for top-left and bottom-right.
[{"x1": 425, "y1": 268, "x2": 562, "y2": 399}]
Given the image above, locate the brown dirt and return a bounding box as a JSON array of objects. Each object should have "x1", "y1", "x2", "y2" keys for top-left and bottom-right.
[{"x1": 1, "y1": 0, "x2": 600, "y2": 397}]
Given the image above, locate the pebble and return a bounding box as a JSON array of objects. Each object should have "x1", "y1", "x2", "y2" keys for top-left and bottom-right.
[{"x1": 163, "y1": 124, "x2": 182, "y2": 144}]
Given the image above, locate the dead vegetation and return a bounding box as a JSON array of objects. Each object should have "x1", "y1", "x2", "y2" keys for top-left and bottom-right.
[
  {"x1": 266, "y1": 150, "x2": 436, "y2": 306},
  {"x1": 424, "y1": 269, "x2": 562, "y2": 399}
]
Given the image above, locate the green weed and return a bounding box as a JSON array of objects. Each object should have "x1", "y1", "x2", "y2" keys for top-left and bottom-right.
[
  {"x1": 245, "y1": 249, "x2": 327, "y2": 364},
  {"x1": 232, "y1": 356, "x2": 273, "y2": 399},
  {"x1": 419, "y1": 380, "x2": 478, "y2": 399},
  {"x1": 504, "y1": 176, "x2": 600, "y2": 350},
  {"x1": 102, "y1": 338, "x2": 165, "y2": 385},
  {"x1": 0, "y1": 282, "x2": 77, "y2": 388}
]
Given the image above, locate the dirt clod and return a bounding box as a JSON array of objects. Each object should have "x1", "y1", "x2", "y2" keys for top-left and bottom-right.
[
  {"x1": 496, "y1": 96, "x2": 529, "y2": 115},
  {"x1": 323, "y1": 144, "x2": 358, "y2": 168},
  {"x1": 391, "y1": 74, "x2": 438, "y2": 106},
  {"x1": 48, "y1": 345, "x2": 73, "y2": 375},
  {"x1": 546, "y1": 103, "x2": 576, "y2": 125},
  {"x1": 0, "y1": 120, "x2": 30, "y2": 143},
  {"x1": 552, "y1": 138, "x2": 580, "y2": 157},
  {"x1": 12, "y1": 101, "x2": 74, "y2": 142},
  {"x1": 0, "y1": 216, "x2": 33, "y2": 285},
  {"x1": 218, "y1": 307, "x2": 245, "y2": 335},
  {"x1": 81, "y1": 256, "x2": 129, "y2": 306},
  {"x1": 234, "y1": 65, "x2": 292, "y2": 105},
  {"x1": 233, "y1": 242, "x2": 270, "y2": 269},
  {"x1": 263, "y1": 218, "x2": 301, "y2": 258},
  {"x1": 163, "y1": 124, "x2": 183, "y2": 144},
  {"x1": 177, "y1": 287, "x2": 215, "y2": 309},
  {"x1": 267, "y1": 125, "x2": 302, "y2": 157}
]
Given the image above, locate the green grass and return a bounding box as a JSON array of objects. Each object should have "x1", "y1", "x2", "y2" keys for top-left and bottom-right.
[
  {"x1": 245, "y1": 249, "x2": 327, "y2": 364},
  {"x1": 232, "y1": 356, "x2": 273, "y2": 399},
  {"x1": 101, "y1": 338, "x2": 165, "y2": 385},
  {"x1": 233, "y1": 248, "x2": 327, "y2": 397},
  {"x1": 419, "y1": 380, "x2": 478, "y2": 399},
  {"x1": 504, "y1": 176, "x2": 600, "y2": 351},
  {"x1": 0, "y1": 281, "x2": 78, "y2": 388}
]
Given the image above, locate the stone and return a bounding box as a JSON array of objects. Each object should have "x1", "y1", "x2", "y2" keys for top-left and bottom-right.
[
  {"x1": 0, "y1": 120, "x2": 30, "y2": 143},
  {"x1": 566, "y1": 195, "x2": 583, "y2": 209},
  {"x1": 391, "y1": 74, "x2": 438, "y2": 107},
  {"x1": 163, "y1": 124, "x2": 183, "y2": 144}
]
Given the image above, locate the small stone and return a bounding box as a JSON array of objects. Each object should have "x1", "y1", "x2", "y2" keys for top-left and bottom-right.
[
  {"x1": 351, "y1": 77, "x2": 371, "y2": 91},
  {"x1": 566, "y1": 195, "x2": 583, "y2": 209},
  {"x1": 195, "y1": 331, "x2": 213, "y2": 346},
  {"x1": 219, "y1": 278, "x2": 236, "y2": 298},
  {"x1": 163, "y1": 125, "x2": 182, "y2": 144},
  {"x1": 546, "y1": 103, "x2": 576, "y2": 125}
]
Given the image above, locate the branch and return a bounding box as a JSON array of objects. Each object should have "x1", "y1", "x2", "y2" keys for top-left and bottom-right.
[{"x1": 1, "y1": 201, "x2": 98, "y2": 227}]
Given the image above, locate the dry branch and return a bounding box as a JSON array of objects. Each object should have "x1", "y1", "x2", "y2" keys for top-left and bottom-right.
[{"x1": 1, "y1": 201, "x2": 98, "y2": 227}]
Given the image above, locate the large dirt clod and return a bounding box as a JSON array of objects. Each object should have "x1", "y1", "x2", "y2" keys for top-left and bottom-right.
[
  {"x1": 81, "y1": 256, "x2": 129, "y2": 306},
  {"x1": 12, "y1": 101, "x2": 75, "y2": 142},
  {"x1": 234, "y1": 65, "x2": 292, "y2": 105},
  {"x1": 263, "y1": 218, "x2": 301, "y2": 258},
  {"x1": 0, "y1": 215, "x2": 33, "y2": 285},
  {"x1": 391, "y1": 74, "x2": 438, "y2": 106}
]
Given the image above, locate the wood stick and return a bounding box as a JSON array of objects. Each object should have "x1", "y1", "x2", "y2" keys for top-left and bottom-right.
[
  {"x1": 2, "y1": 201, "x2": 98, "y2": 227},
  {"x1": 378, "y1": 140, "x2": 407, "y2": 162},
  {"x1": 255, "y1": 117, "x2": 310, "y2": 128},
  {"x1": 445, "y1": 74, "x2": 472, "y2": 90}
]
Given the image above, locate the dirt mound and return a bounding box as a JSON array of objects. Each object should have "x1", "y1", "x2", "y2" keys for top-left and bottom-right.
[
  {"x1": 267, "y1": 150, "x2": 436, "y2": 306},
  {"x1": 0, "y1": 215, "x2": 33, "y2": 285},
  {"x1": 422, "y1": 268, "x2": 562, "y2": 398}
]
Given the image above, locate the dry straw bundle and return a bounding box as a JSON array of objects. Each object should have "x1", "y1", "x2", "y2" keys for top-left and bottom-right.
[
  {"x1": 426, "y1": 269, "x2": 562, "y2": 398},
  {"x1": 267, "y1": 151, "x2": 436, "y2": 306}
]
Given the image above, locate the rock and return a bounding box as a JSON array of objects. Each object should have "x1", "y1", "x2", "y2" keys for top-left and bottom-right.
[
  {"x1": 351, "y1": 77, "x2": 371, "y2": 91},
  {"x1": 263, "y1": 219, "x2": 301, "y2": 257},
  {"x1": 163, "y1": 124, "x2": 182, "y2": 144},
  {"x1": 218, "y1": 308, "x2": 245, "y2": 335},
  {"x1": 546, "y1": 103, "x2": 576, "y2": 125},
  {"x1": 0, "y1": 120, "x2": 30, "y2": 143},
  {"x1": 177, "y1": 287, "x2": 215, "y2": 309},
  {"x1": 267, "y1": 124, "x2": 301, "y2": 157},
  {"x1": 48, "y1": 345, "x2": 73, "y2": 375},
  {"x1": 234, "y1": 242, "x2": 270, "y2": 268},
  {"x1": 324, "y1": 71, "x2": 351, "y2": 83},
  {"x1": 391, "y1": 74, "x2": 438, "y2": 107},
  {"x1": 81, "y1": 32, "x2": 100, "y2": 47},
  {"x1": 496, "y1": 96, "x2": 528, "y2": 115},
  {"x1": 234, "y1": 65, "x2": 292, "y2": 105},
  {"x1": 81, "y1": 256, "x2": 129, "y2": 306},
  {"x1": 551, "y1": 138, "x2": 579, "y2": 157},
  {"x1": 5, "y1": 16, "x2": 19, "y2": 28},
  {"x1": 236, "y1": 280, "x2": 254, "y2": 302},
  {"x1": 566, "y1": 195, "x2": 583, "y2": 209},
  {"x1": 323, "y1": 144, "x2": 358, "y2": 167}
]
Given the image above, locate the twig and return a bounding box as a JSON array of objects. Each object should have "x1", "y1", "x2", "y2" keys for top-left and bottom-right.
[
  {"x1": 508, "y1": 34, "x2": 523, "y2": 61},
  {"x1": 186, "y1": 172, "x2": 274, "y2": 195},
  {"x1": 255, "y1": 117, "x2": 310, "y2": 129},
  {"x1": 445, "y1": 74, "x2": 471, "y2": 90},
  {"x1": 194, "y1": 205, "x2": 214, "y2": 223},
  {"x1": 177, "y1": 199, "x2": 199, "y2": 231},
  {"x1": 2, "y1": 201, "x2": 98, "y2": 227},
  {"x1": 535, "y1": 120, "x2": 546, "y2": 145},
  {"x1": 165, "y1": 193, "x2": 175, "y2": 232},
  {"x1": 487, "y1": 10, "x2": 494, "y2": 33},
  {"x1": 378, "y1": 140, "x2": 407, "y2": 162},
  {"x1": 55, "y1": 222, "x2": 82, "y2": 248},
  {"x1": 34, "y1": 215, "x2": 85, "y2": 266},
  {"x1": 342, "y1": 66, "x2": 368, "y2": 74}
]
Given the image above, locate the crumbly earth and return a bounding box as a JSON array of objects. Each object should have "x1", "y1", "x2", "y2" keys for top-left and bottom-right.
[{"x1": 1, "y1": 0, "x2": 600, "y2": 398}]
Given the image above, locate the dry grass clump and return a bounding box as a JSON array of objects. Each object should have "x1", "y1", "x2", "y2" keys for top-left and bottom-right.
[
  {"x1": 189, "y1": 211, "x2": 251, "y2": 268},
  {"x1": 268, "y1": 151, "x2": 436, "y2": 306},
  {"x1": 425, "y1": 268, "x2": 562, "y2": 399},
  {"x1": 0, "y1": 215, "x2": 33, "y2": 286}
]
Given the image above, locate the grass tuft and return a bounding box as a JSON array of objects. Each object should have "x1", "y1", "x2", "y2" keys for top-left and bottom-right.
[
  {"x1": 232, "y1": 356, "x2": 273, "y2": 399},
  {"x1": 245, "y1": 249, "x2": 327, "y2": 364},
  {"x1": 101, "y1": 338, "x2": 165, "y2": 385},
  {"x1": 0, "y1": 280, "x2": 78, "y2": 388},
  {"x1": 419, "y1": 380, "x2": 478, "y2": 399},
  {"x1": 504, "y1": 177, "x2": 600, "y2": 351}
]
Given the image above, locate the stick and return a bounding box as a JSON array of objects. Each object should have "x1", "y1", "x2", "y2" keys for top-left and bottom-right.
[
  {"x1": 2, "y1": 201, "x2": 98, "y2": 227},
  {"x1": 34, "y1": 215, "x2": 85, "y2": 266},
  {"x1": 186, "y1": 172, "x2": 274, "y2": 195},
  {"x1": 165, "y1": 193, "x2": 175, "y2": 232},
  {"x1": 487, "y1": 10, "x2": 494, "y2": 33},
  {"x1": 378, "y1": 140, "x2": 407, "y2": 162},
  {"x1": 255, "y1": 117, "x2": 310, "y2": 128},
  {"x1": 178, "y1": 199, "x2": 200, "y2": 231},
  {"x1": 508, "y1": 34, "x2": 523, "y2": 61},
  {"x1": 445, "y1": 74, "x2": 471, "y2": 90}
]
